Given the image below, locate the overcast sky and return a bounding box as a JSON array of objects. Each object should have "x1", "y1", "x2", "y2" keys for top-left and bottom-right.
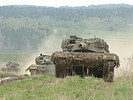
[{"x1": 0, "y1": 0, "x2": 133, "y2": 7}]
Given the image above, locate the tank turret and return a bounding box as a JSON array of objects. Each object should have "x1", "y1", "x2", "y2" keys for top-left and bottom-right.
[
  {"x1": 35, "y1": 54, "x2": 52, "y2": 65},
  {"x1": 61, "y1": 35, "x2": 109, "y2": 53}
]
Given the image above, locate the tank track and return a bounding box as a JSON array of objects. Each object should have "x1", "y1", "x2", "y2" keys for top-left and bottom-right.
[
  {"x1": 103, "y1": 60, "x2": 115, "y2": 82},
  {"x1": 54, "y1": 60, "x2": 116, "y2": 82}
]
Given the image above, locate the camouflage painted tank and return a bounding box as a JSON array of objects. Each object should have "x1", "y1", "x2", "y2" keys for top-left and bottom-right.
[
  {"x1": 26, "y1": 54, "x2": 55, "y2": 75},
  {"x1": 51, "y1": 35, "x2": 119, "y2": 82},
  {"x1": 1, "y1": 61, "x2": 20, "y2": 72}
]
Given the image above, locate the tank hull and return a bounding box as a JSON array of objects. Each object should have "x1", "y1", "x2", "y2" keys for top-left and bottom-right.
[
  {"x1": 27, "y1": 64, "x2": 55, "y2": 75},
  {"x1": 51, "y1": 51, "x2": 119, "y2": 82}
]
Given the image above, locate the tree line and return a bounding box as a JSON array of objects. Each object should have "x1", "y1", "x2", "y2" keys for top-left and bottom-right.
[{"x1": 0, "y1": 4, "x2": 133, "y2": 53}]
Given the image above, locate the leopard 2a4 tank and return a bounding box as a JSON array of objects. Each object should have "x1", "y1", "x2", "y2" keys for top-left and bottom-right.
[
  {"x1": 26, "y1": 54, "x2": 55, "y2": 75},
  {"x1": 51, "y1": 35, "x2": 119, "y2": 82}
]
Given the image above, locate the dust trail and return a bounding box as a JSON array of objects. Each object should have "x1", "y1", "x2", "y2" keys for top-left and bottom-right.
[
  {"x1": 20, "y1": 34, "x2": 62, "y2": 74},
  {"x1": 104, "y1": 38, "x2": 133, "y2": 78},
  {"x1": 37, "y1": 34, "x2": 62, "y2": 54}
]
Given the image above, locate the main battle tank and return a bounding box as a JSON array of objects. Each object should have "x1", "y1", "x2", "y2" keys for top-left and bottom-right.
[
  {"x1": 51, "y1": 35, "x2": 119, "y2": 82},
  {"x1": 26, "y1": 54, "x2": 55, "y2": 75},
  {"x1": 1, "y1": 61, "x2": 20, "y2": 72}
]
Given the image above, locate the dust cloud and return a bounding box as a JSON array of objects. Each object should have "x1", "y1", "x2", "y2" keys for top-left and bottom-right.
[
  {"x1": 37, "y1": 34, "x2": 62, "y2": 54},
  {"x1": 21, "y1": 34, "x2": 62, "y2": 74},
  {"x1": 104, "y1": 38, "x2": 133, "y2": 78}
]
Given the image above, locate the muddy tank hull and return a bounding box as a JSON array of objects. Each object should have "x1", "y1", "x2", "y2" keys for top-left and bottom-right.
[
  {"x1": 1, "y1": 62, "x2": 20, "y2": 72},
  {"x1": 27, "y1": 64, "x2": 55, "y2": 75},
  {"x1": 51, "y1": 51, "x2": 119, "y2": 82}
]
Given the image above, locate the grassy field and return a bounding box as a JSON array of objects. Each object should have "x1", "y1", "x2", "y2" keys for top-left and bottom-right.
[
  {"x1": 0, "y1": 53, "x2": 133, "y2": 100},
  {"x1": 0, "y1": 30, "x2": 132, "y2": 100},
  {"x1": 0, "y1": 73, "x2": 133, "y2": 100}
]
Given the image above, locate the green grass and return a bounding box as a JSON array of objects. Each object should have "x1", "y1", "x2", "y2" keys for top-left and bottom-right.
[
  {"x1": 0, "y1": 74, "x2": 133, "y2": 100},
  {"x1": 89, "y1": 77, "x2": 133, "y2": 100}
]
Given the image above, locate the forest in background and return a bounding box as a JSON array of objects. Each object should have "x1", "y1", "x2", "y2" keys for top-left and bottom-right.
[{"x1": 0, "y1": 4, "x2": 133, "y2": 53}]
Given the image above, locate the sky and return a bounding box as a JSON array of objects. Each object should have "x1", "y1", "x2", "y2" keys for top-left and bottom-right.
[{"x1": 0, "y1": 0, "x2": 133, "y2": 7}]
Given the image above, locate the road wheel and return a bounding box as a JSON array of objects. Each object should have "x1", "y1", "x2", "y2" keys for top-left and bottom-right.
[{"x1": 30, "y1": 69, "x2": 38, "y2": 75}]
